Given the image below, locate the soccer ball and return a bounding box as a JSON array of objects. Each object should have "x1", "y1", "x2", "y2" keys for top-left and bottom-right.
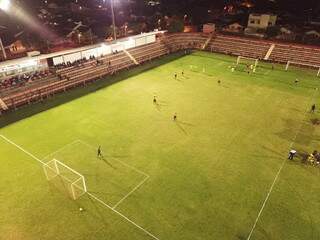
[{"x1": 79, "y1": 207, "x2": 83, "y2": 212}]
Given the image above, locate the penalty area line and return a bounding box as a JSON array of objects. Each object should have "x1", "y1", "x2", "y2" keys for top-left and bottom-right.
[
  {"x1": 246, "y1": 88, "x2": 318, "y2": 240},
  {"x1": 77, "y1": 139, "x2": 149, "y2": 177},
  {"x1": 87, "y1": 192, "x2": 160, "y2": 240},
  {"x1": 0, "y1": 134, "x2": 44, "y2": 165},
  {"x1": 0, "y1": 134, "x2": 160, "y2": 239},
  {"x1": 41, "y1": 140, "x2": 81, "y2": 162},
  {"x1": 113, "y1": 175, "x2": 150, "y2": 210}
]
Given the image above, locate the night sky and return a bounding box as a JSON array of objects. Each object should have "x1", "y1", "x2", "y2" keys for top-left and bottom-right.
[
  {"x1": 17, "y1": 0, "x2": 320, "y2": 15},
  {"x1": 0, "y1": 0, "x2": 319, "y2": 45}
]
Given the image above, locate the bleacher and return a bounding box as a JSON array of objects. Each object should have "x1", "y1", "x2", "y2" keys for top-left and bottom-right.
[
  {"x1": 128, "y1": 42, "x2": 169, "y2": 63},
  {"x1": 207, "y1": 35, "x2": 272, "y2": 59},
  {"x1": 165, "y1": 33, "x2": 209, "y2": 52},
  {"x1": 0, "y1": 74, "x2": 60, "y2": 98},
  {"x1": 0, "y1": 41, "x2": 170, "y2": 113},
  {"x1": 0, "y1": 72, "x2": 61, "y2": 98},
  {"x1": 2, "y1": 32, "x2": 320, "y2": 114},
  {"x1": 269, "y1": 43, "x2": 320, "y2": 66}
]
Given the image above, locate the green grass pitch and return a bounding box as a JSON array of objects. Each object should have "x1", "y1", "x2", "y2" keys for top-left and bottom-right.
[{"x1": 1, "y1": 51, "x2": 320, "y2": 240}]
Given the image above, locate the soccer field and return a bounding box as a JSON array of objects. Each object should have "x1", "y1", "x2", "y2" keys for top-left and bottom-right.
[{"x1": 1, "y1": 51, "x2": 320, "y2": 240}]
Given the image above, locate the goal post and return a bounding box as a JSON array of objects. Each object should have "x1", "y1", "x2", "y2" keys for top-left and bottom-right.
[
  {"x1": 285, "y1": 61, "x2": 320, "y2": 77},
  {"x1": 43, "y1": 159, "x2": 87, "y2": 200},
  {"x1": 236, "y1": 56, "x2": 259, "y2": 69}
]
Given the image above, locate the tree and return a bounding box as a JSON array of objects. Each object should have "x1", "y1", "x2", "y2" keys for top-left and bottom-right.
[
  {"x1": 265, "y1": 26, "x2": 280, "y2": 38},
  {"x1": 167, "y1": 16, "x2": 184, "y2": 33},
  {"x1": 106, "y1": 25, "x2": 119, "y2": 39}
]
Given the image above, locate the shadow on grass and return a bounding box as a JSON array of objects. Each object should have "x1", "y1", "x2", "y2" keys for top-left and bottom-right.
[
  {"x1": 100, "y1": 156, "x2": 117, "y2": 170},
  {"x1": 275, "y1": 117, "x2": 316, "y2": 145},
  {"x1": 0, "y1": 52, "x2": 185, "y2": 128},
  {"x1": 174, "y1": 76, "x2": 183, "y2": 82},
  {"x1": 175, "y1": 121, "x2": 188, "y2": 135},
  {"x1": 174, "y1": 120, "x2": 195, "y2": 135},
  {"x1": 107, "y1": 154, "x2": 130, "y2": 159},
  {"x1": 260, "y1": 145, "x2": 284, "y2": 158},
  {"x1": 86, "y1": 193, "x2": 110, "y2": 227},
  {"x1": 47, "y1": 175, "x2": 75, "y2": 200},
  {"x1": 154, "y1": 101, "x2": 169, "y2": 112}
]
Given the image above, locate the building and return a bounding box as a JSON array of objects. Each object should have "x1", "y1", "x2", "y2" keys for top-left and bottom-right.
[
  {"x1": 245, "y1": 14, "x2": 277, "y2": 37},
  {"x1": 303, "y1": 30, "x2": 320, "y2": 44},
  {"x1": 203, "y1": 23, "x2": 215, "y2": 34},
  {"x1": 222, "y1": 23, "x2": 244, "y2": 33},
  {"x1": 247, "y1": 14, "x2": 277, "y2": 30},
  {"x1": 275, "y1": 27, "x2": 296, "y2": 41}
]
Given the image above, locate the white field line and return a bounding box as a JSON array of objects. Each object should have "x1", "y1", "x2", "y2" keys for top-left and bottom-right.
[
  {"x1": 41, "y1": 140, "x2": 80, "y2": 162},
  {"x1": 113, "y1": 175, "x2": 150, "y2": 210},
  {"x1": 0, "y1": 134, "x2": 160, "y2": 239},
  {"x1": 87, "y1": 192, "x2": 160, "y2": 240},
  {"x1": 264, "y1": 70, "x2": 271, "y2": 75},
  {"x1": 78, "y1": 139, "x2": 149, "y2": 177},
  {"x1": 246, "y1": 88, "x2": 318, "y2": 240},
  {"x1": 0, "y1": 134, "x2": 44, "y2": 164},
  {"x1": 77, "y1": 139, "x2": 151, "y2": 210}
]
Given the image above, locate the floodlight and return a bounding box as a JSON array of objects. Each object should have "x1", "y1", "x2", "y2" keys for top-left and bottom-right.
[{"x1": 0, "y1": 0, "x2": 10, "y2": 11}]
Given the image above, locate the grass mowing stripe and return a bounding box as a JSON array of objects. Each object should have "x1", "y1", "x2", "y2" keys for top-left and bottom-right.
[
  {"x1": 0, "y1": 134, "x2": 160, "y2": 240},
  {"x1": 41, "y1": 140, "x2": 81, "y2": 162},
  {"x1": 0, "y1": 134, "x2": 45, "y2": 164},
  {"x1": 78, "y1": 139, "x2": 150, "y2": 177},
  {"x1": 246, "y1": 88, "x2": 319, "y2": 240},
  {"x1": 87, "y1": 192, "x2": 160, "y2": 240},
  {"x1": 113, "y1": 175, "x2": 150, "y2": 210}
]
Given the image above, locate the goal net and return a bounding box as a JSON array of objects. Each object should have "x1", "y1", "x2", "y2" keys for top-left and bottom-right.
[
  {"x1": 285, "y1": 61, "x2": 320, "y2": 76},
  {"x1": 236, "y1": 56, "x2": 259, "y2": 69},
  {"x1": 43, "y1": 159, "x2": 87, "y2": 200}
]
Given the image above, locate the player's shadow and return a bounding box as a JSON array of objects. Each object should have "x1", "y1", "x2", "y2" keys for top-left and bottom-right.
[
  {"x1": 219, "y1": 83, "x2": 230, "y2": 89},
  {"x1": 175, "y1": 120, "x2": 194, "y2": 135},
  {"x1": 250, "y1": 154, "x2": 281, "y2": 161},
  {"x1": 175, "y1": 121, "x2": 188, "y2": 135},
  {"x1": 177, "y1": 120, "x2": 195, "y2": 127},
  {"x1": 86, "y1": 194, "x2": 110, "y2": 227},
  {"x1": 107, "y1": 154, "x2": 130, "y2": 159},
  {"x1": 261, "y1": 145, "x2": 284, "y2": 158},
  {"x1": 295, "y1": 150, "x2": 310, "y2": 164},
  {"x1": 99, "y1": 156, "x2": 117, "y2": 169},
  {"x1": 154, "y1": 101, "x2": 168, "y2": 111}
]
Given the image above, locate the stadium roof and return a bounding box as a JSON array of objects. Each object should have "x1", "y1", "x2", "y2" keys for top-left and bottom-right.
[{"x1": 0, "y1": 30, "x2": 166, "y2": 70}]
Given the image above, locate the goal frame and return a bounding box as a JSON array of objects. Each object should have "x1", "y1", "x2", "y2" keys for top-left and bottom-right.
[
  {"x1": 236, "y1": 56, "x2": 259, "y2": 68},
  {"x1": 43, "y1": 159, "x2": 87, "y2": 200},
  {"x1": 285, "y1": 61, "x2": 320, "y2": 76}
]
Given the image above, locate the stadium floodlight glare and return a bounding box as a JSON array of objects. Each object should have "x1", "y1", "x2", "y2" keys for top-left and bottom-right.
[
  {"x1": 0, "y1": 0, "x2": 10, "y2": 11},
  {"x1": 110, "y1": 0, "x2": 117, "y2": 40}
]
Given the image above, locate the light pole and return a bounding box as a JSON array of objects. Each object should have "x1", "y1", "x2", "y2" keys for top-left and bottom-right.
[
  {"x1": 110, "y1": 0, "x2": 116, "y2": 40},
  {"x1": 0, "y1": 37, "x2": 7, "y2": 60},
  {"x1": 0, "y1": 0, "x2": 10, "y2": 11},
  {"x1": 0, "y1": 0, "x2": 10, "y2": 60}
]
